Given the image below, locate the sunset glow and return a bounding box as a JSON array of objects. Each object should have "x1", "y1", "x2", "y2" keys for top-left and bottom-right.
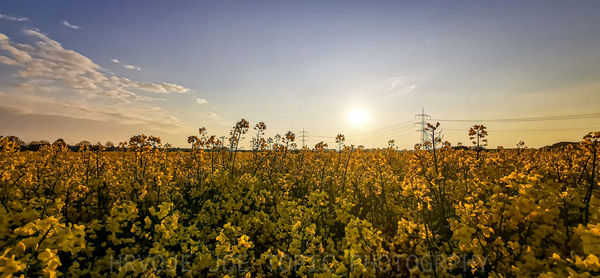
[{"x1": 347, "y1": 107, "x2": 369, "y2": 127}]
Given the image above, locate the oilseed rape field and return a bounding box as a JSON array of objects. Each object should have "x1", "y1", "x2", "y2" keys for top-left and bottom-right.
[
  {"x1": 2, "y1": 1, "x2": 600, "y2": 277},
  {"x1": 0, "y1": 124, "x2": 599, "y2": 277}
]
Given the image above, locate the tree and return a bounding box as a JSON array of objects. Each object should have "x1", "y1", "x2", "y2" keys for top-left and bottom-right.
[
  {"x1": 105, "y1": 141, "x2": 115, "y2": 149},
  {"x1": 91, "y1": 142, "x2": 105, "y2": 152},
  {"x1": 52, "y1": 138, "x2": 67, "y2": 148},
  {"x1": 516, "y1": 140, "x2": 525, "y2": 154},
  {"x1": 26, "y1": 140, "x2": 50, "y2": 151},
  {"x1": 76, "y1": 140, "x2": 91, "y2": 147},
  {"x1": 469, "y1": 124, "x2": 488, "y2": 159}
]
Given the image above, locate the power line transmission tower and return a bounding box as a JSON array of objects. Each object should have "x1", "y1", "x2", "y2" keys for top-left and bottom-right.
[
  {"x1": 415, "y1": 107, "x2": 430, "y2": 146},
  {"x1": 301, "y1": 128, "x2": 307, "y2": 149}
]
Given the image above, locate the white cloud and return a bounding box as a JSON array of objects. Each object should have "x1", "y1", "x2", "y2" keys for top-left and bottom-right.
[
  {"x1": 0, "y1": 33, "x2": 32, "y2": 62},
  {"x1": 0, "y1": 30, "x2": 197, "y2": 128},
  {"x1": 110, "y1": 58, "x2": 141, "y2": 71},
  {"x1": 124, "y1": 64, "x2": 141, "y2": 70},
  {"x1": 0, "y1": 56, "x2": 18, "y2": 65},
  {"x1": 385, "y1": 76, "x2": 417, "y2": 97},
  {"x1": 0, "y1": 30, "x2": 190, "y2": 95},
  {"x1": 112, "y1": 76, "x2": 190, "y2": 94},
  {"x1": 195, "y1": 97, "x2": 208, "y2": 104},
  {"x1": 62, "y1": 20, "x2": 81, "y2": 30},
  {"x1": 0, "y1": 13, "x2": 29, "y2": 22}
]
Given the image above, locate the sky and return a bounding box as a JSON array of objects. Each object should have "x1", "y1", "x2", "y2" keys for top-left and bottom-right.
[{"x1": 1, "y1": 0, "x2": 599, "y2": 149}]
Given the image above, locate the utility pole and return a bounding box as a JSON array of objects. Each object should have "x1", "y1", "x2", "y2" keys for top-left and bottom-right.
[
  {"x1": 301, "y1": 128, "x2": 307, "y2": 149},
  {"x1": 415, "y1": 107, "x2": 430, "y2": 147},
  {"x1": 220, "y1": 136, "x2": 226, "y2": 149}
]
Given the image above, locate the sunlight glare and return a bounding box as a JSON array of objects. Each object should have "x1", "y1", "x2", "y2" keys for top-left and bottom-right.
[{"x1": 348, "y1": 107, "x2": 369, "y2": 127}]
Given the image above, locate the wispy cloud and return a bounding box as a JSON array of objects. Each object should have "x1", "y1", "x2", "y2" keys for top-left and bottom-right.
[
  {"x1": 111, "y1": 58, "x2": 141, "y2": 71},
  {"x1": 0, "y1": 13, "x2": 29, "y2": 22},
  {"x1": 0, "y1": 93, "x2": 184, "y2": 130},
  {"x1": 385, "y1": 76, "x2": 417, "y2": 97},
  {"x1": 0, "y1": 29, "x2": 196, "y2": 128},
  {"x1": 124, "y1": 64, "x2": 141, "y2": 71},
  {"x1": 195, "y1": 97, "x2": 208, "y2": 104},
  {"x1": 62, "y1": 20, "x2": 81, "y2": 29}
]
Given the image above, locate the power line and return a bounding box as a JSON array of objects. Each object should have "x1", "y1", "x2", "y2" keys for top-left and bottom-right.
[
  {"x1": 431, "y1": 112, "x2": 600, "y2": 123},
  {"x1": 310, "y1": 126, "x2": 414, "y2": 140},
  {"x1": 446, "y1": 126, "x2": 600, "y2": 132},
  {"x1": 310, "y1": 135, "x2": 335, "y2": 139},
  {"x1": 311, "y1": 122, "x2": 413, "y2": 137},
  {"x1": 298, "y1": 111, "x2": 600, "y2": 145},
  {"x1": 305, "y1": 121, "x2": 414, "y2": 140},
  {"x1": 352, "y1": 128, "x2": 416, "y2": 139},
  {"x1": 345, "y1": 131, "x2": 414, "y2": 140},
  {"x1": 360, "y1": 121, "x2": 413, "y2": 134}
]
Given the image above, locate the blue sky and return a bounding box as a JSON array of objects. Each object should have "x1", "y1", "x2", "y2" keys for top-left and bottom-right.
[{"x1": 1, "y1": 1, "x2": 599, "y2": 148}]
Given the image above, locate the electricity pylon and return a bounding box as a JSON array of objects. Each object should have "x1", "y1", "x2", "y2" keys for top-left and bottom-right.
[{"x1": 415, "y1": 107, "x2": 430, "y2": 146}]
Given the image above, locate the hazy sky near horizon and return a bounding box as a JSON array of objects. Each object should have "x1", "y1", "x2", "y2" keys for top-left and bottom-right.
[{"x1": 1, "y1": 0, "x2": 599, "y2": 148}]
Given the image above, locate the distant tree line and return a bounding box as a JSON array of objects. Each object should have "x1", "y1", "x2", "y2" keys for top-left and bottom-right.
[
  {"x1": 0, "y1": 136, "x2": 119, "y2": 151},
  {"x1": 0, "y1": 131, "x2": 580, "y2": 153}
]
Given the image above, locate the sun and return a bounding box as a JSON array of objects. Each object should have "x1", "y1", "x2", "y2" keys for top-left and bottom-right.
[{"x1": 347, "y1": 107, "x2": 369, "y2": 127}]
